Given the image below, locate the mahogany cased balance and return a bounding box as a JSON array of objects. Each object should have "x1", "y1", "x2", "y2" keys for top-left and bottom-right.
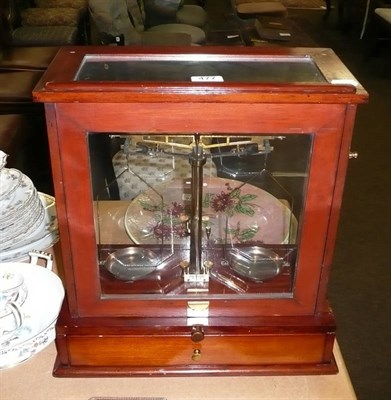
[{"x1": 33, "y1": 46, "x2": 368, "y2": 377}]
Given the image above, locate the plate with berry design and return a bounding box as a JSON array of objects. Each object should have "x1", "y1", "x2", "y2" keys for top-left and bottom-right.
[{"x1": 124, "y1": 177, "x2": 295, "y2": 246}]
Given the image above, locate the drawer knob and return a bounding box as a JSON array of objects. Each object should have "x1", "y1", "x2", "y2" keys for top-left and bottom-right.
[
  {"x1": 192, "y1": 349, "x2": 201, "y2": 361},
  {"x1": 191, "y1": 325, "x2": 205, "y2": 342}
]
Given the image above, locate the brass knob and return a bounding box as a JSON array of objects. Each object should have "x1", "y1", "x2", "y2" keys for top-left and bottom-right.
[
  {"x1": 191, "y1": 325, "x2": 205, "y2": 342},
  {"x1": 192, "y1": 349, "x2": 201, "y2": 361},
  {"x1": 349, "y1": 151, "x2": 358, "y2": 159}
]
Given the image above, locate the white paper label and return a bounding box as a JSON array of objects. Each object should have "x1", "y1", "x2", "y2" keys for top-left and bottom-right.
[{"x1": 191, "y1": 75, "x2": 224, "y2": 82}]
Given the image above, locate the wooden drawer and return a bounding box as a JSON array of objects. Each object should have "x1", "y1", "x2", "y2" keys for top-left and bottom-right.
[
  {"x1": 54, "y1": 303, "x2": 337, "y2": 376},
  {"x1": 65, "y1": 333, "x2": 330, "y2": 368}
]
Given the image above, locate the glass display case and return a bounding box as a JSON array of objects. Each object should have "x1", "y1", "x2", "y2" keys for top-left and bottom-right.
[{"x1": 33, "y1": 46, "x2": 368, "y2": 377}]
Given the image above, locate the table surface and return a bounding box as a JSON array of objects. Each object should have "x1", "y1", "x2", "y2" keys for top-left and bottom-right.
[{"x1": 1, "y1": 341, "x2": 356, "y2": 400}]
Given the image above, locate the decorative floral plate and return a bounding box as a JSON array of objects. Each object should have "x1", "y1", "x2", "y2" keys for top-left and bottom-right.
[
  {"x1": 124, "y1": 177, "x2": 295, "y2": 246},
  {"x1": 0, "y1": 168, "x2": 23, "y2": 201}
]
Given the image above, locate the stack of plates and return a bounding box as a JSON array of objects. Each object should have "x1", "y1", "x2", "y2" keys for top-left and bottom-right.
[
  {"x1": 0, "y1": 151, "x2": 59, "y2": 262},
  {"x1": 0, "y1": 169, "x2": 45, "y2": 251}
]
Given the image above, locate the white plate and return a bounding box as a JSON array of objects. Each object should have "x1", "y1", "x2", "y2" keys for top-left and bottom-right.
[
  {"x1": 0, "y1": 260, "x2": 64, "y2": 369},
  {"x1": 0, "y1": 193, "x2": 59, "y2": 262},
  {"x1": 0, "y1": 195, "x2": 45, "y2": 251},
  {"x1": 0, "y1": 173, "x2": 36, "y2": 222},
  {"x1": 0, "y1": 168, "x2": 23, "y2": 201}
]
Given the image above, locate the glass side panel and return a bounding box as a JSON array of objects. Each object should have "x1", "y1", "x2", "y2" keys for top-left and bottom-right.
[
  {"x1": 75, "y1": 55, "x2": 326, "y2": 83},
  {"x1": 89, "y1": 133, "x2": 312, "y2": 299}
]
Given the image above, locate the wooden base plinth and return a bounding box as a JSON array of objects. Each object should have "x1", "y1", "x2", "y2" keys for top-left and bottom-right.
[{"x1": 53, "y1": 302, "x2": 338, "y2": 377}]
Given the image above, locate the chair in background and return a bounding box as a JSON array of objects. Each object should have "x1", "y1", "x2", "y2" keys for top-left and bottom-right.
[
  {"x1": 34, "y1": 0, "x2": 88, "y2": 8},
  {"x1": 144, "y1": 0, "x2": 208, "y2": 28},
  {"x1": 88, "y1": 0, "x2": 205, "y2": 45},
  {"x1": 176, "y1": 2, "x2": 208, "y2": 27},
  {"x1": 32, "y1": 0, "x2": 90, "y2": 43},
  {"x1": 233, "y1": 0, "x2": 288, "y2": 19},
  {"x1": 126, "y1": 0, "x2": 206, "y2": 43},
  {"x1": 1, "y1": 13, "x2": 59, "y2": 71},
  {"x1": 1, "y1": 0, "x2": 80, "y2": 46}
]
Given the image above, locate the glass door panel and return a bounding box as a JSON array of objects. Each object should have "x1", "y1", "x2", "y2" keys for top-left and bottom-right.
[{"x1": 89, "y1": 133, "x2": 312, "y2": 300}]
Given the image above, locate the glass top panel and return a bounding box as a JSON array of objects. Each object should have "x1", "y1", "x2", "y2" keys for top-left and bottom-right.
[{"x1": 75, "y1": 55, "x2": 327, "y2": 83}]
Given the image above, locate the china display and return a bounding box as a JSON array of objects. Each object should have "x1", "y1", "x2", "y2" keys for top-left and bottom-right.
[{"x1": 33, "y1": 46, "x2": 368, "y2": 377}]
